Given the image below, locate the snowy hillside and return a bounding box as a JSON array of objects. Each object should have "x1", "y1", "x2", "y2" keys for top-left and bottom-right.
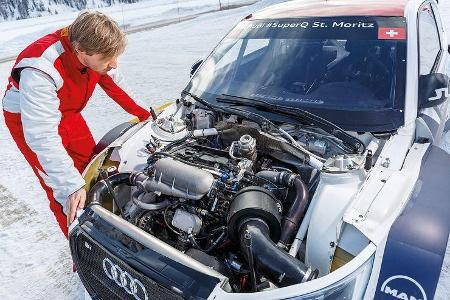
[{"x1": 0, "y1": 0, "x2": 141, "y2": 22}]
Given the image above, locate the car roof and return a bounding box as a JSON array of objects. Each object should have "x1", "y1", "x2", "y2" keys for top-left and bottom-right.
[{"x1": 249, "y1": 0, "x2": 410, "y2": 19}]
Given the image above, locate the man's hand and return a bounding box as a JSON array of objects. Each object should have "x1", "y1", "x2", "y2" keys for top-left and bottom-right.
[{"x1": 67, "y1": 187, "x2": 86, "y2": 226}]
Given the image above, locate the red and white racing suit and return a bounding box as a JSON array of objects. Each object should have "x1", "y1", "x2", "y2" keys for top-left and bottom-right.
[{"x1": 2, "y1": 28, "x2": 150, "y2": 237}]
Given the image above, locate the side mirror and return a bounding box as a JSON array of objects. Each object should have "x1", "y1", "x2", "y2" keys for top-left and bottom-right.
[
  {"x1": 190, "y1": 59, "x2": 203, "y2": 77},
  {"x1": 418, "y1": 73, "x2": 450, "y2": 109}
]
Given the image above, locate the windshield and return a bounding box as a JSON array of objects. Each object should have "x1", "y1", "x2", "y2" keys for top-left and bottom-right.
[{"x1": 185, "y1": 17, "x2": 407, "y2": 132}]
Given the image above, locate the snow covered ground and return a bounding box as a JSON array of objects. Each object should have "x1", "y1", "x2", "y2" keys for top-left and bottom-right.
[{"x1": 0, "y1": 0, "x2": 450, "y2": 299}]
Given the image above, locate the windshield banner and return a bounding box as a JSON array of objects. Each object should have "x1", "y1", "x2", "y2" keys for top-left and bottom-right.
[{"x1": 230, "y1": 17, "x2": 407, "y2": 40}]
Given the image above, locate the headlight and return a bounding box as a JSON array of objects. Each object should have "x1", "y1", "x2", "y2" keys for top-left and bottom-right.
[{"x1": 284, "y1": 244, "x2": 375, "y2": 300}]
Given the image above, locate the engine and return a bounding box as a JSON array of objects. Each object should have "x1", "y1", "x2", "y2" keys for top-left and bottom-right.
[{"x1": 88, "y1": 105, "x2": 373, "y2": 293}]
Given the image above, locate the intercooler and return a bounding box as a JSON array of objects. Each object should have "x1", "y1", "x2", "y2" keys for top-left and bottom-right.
[{"x1": 69, "y1": 206, "x2": 225, "y2": 300}]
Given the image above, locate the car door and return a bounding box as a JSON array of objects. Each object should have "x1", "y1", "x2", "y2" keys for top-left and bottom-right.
[{"x1": 417, "y1": 1, "x2": 450, "y2": 145}]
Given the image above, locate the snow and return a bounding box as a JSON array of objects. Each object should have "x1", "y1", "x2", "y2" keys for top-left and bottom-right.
[
  {"x1": 0, "y1": 0, "x2": 450, "y2": 299},
  {"x1": 0, "y1": 0, "x2": 257, "y2": 58}
]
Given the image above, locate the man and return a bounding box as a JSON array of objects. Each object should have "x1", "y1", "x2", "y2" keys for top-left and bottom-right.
[{"x1": 2, "y1": 11, "x2": 151, "y2": 237}]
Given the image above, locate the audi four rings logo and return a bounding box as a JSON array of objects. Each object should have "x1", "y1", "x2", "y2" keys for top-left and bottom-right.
[{"x1": 102, "y1": 258, "x2": 148, "y2": 300}]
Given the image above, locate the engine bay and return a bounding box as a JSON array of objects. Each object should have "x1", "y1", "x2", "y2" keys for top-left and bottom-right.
[{"x1": 89, "y1": 99, "x2": 380, "y2": 293}]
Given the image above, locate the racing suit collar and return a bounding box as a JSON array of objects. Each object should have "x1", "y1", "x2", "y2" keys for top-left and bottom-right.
[{"x1": 59, "y1": 27, "x2": 88, "y2": 73}]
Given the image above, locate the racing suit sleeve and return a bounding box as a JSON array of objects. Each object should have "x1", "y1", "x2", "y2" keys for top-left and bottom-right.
[
  {"x1": 98, "y1": 68, "x2": 151, "y2": 121},
  {"x1": 19, "y1": 68, "x2": 86, "y2": 213}
]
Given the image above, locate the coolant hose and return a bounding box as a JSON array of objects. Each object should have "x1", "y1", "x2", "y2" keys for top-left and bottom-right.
[
  {"x1": 88, "y1": 173, "x2": 131, "y2": 206},
  {"x1": 239, "y1": 219, "x2": 317, "y2": 287},
  {"x1": 256, "y1": 170, "x2": 310, "y2": 246}
]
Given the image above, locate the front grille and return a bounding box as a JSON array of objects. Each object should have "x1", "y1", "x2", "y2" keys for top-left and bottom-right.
[{"x1": 71, "y1": 232, "x2": 183, "y2": 300}]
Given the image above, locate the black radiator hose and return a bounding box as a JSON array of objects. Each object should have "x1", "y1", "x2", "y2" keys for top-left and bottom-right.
[
  {"x1": 239, "y1": 219, "x2": 318, "y2": 287},
  {"x1": 88, "y1": 173, "x2": 131, "y2": 206},
  {"x1": 256, "y1": 170, "x2": 310, "y2": 246}
]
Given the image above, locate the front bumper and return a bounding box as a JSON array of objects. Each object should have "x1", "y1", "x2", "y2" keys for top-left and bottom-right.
[{"x1": 70, "y1": 205, "x2": 375, "y2": 300}]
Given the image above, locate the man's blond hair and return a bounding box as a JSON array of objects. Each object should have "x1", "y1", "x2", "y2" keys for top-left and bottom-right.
[{"x1": 69, "y1": 11, "x2": 126, "y2": 59}]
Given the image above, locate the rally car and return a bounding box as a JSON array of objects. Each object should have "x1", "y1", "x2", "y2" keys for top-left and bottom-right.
[{"x1": 69, "y1": 0, "x2": 450, "y2": 299}]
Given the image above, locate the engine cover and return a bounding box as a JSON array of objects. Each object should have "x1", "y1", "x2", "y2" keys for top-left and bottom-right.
[{"x1": 132, "y1": 158, "x2": 214, "y2": 200}]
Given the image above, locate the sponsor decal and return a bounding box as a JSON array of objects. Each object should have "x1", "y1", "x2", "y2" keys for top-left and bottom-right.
[
  {"x1": 249, "y1": 93, "x2": 324, "y2": 104},
  {"x1": 428, "y1": 88, "x2": 449, "y2": 101},
  {"x1": 380, "y1": 275, "x2": 427, "y2": 300},
  {"x1": 248, "y1": 21, "x2": 375, "y2": 30},
  {"x1": 378, "y1": 27, "x2": 406, "y2": 40},
  {"x1": 231, "y1": 17, "x2": 406, "y2": 40}
]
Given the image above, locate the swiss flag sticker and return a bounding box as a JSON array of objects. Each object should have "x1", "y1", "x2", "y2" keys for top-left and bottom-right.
[{"x1": 378, "y1": 27, "x2": 406, "y2": 40}]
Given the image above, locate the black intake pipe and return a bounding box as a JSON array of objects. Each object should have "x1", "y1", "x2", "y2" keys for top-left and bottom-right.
[
  {"x1": 256, "y1": 171, "x2": 310, "y2": 246},
  {"x1": 88, "y1": 173, "x2": 131, "y2": 206},
  {"x1": 239, "y1": 219, "x2": 317, "y2": 287}
]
